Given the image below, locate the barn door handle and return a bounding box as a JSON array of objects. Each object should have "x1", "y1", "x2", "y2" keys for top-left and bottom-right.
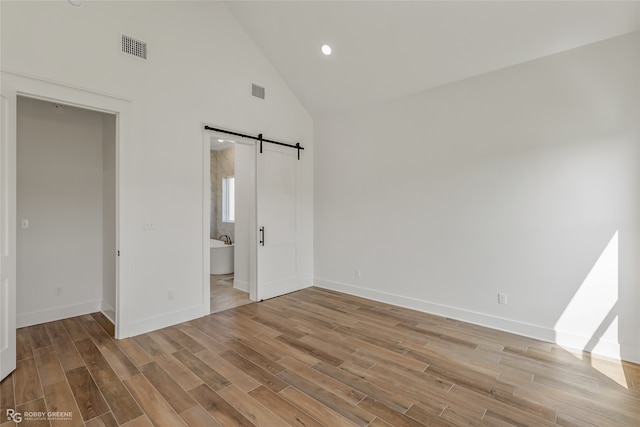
[{"x1": 259, "y1": 227, "x2": 265, "y2": 246}]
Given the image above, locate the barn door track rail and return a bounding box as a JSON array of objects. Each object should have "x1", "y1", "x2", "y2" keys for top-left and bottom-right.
[{"x1": 204, "y1": 125, "x2": 304, "y2": 160}]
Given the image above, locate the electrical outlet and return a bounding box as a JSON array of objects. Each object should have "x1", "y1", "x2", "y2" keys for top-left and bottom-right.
[
  {"x1": 55, "y1": 287, "x2": 63, "y2": 296},
  {"x1": 498, "y1": 292, "x2": 507, "y2": 305},
  {"x1": 355, "y1": 269, "x2": 361, "y2": 279},
  {"x1": 21, "y1": 219, "x2": 29, "y2": 229},
  {"x1": 168, "y1": 290, "x2": 174, "y2": 300},
  {"x1": 144, "y1": 220, "x2": 154, "y2": 230}
]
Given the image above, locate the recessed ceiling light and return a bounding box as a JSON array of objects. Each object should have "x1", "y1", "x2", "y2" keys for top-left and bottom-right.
[
  {"x1": 67, "y1": 0, "x2": 82, "y2": 6},
  {"x1": 217, "y1": 139, "x2": 224, "y2": 142},
  {"x1": 321, "y1": 44, "x2": 332, "y2": 56}
]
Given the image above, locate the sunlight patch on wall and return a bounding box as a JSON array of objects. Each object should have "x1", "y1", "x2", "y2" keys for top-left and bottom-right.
[
  {"x1": 555, "y1": 231, "x2": 618, "y2": 350},
  {"x1": 554, "y1": 231, "x2": 626, "y2": 387}
]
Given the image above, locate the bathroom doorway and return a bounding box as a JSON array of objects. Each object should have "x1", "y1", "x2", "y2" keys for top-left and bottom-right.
[
  {"x1": 16, "y1": 96, "x2": 117, "y2": 329},
  {"x1": 204, "y1": 125, "x2": 308, "y2": 307},
  {"x1": 208, "y1": 135, "x2": 253, "y2": 313}
]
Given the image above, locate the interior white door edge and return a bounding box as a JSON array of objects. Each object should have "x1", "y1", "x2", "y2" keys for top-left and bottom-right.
[{"x1": 0, "y1": 90, "x2": 17, "y2": 381}]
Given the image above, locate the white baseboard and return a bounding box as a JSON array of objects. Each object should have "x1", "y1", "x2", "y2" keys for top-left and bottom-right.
[
  {"x1": 17, "y1": 300, "x2": 102, "y2": 328},
  {"x1": 313, "y1": 277, "x2": 637, "y2": 364},
  {"x1": 101, "y1": 308, "x2": 116, "y2": 324},
  {"x1": 120, "y1": 305, "x2": 209, "y2": 338},
  {"x1": 101, "y1": 301, "x2": 114, "y2": 313},
  {"x1": 233, "y1": 279, "x2": 249, "y2": 293}
]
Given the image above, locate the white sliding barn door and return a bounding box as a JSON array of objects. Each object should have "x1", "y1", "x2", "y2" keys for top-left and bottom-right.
[
  {"x1": 256, "y1": 143, "x2": 302, "y2": 301},
  {"x1": 0, "y1": 92, "x2": 17, "y2": 381}
]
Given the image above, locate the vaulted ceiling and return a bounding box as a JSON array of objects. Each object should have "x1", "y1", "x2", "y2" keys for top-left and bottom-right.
[{"x1": 226, "y1": 1, "x2": 639, "y2": 116}]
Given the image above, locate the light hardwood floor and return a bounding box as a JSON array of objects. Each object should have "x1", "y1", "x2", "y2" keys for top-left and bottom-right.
[
  {"x1": 210, "y1": 274, "x2": 252, "y2": 314},
  {"x1": 1, "y1": 287, "x2": 639, "y2": 426}
]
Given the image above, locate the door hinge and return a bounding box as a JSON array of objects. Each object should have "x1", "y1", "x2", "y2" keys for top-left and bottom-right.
[{"x1": 117, "y1": 250, "x2": 120, "y2": 256}]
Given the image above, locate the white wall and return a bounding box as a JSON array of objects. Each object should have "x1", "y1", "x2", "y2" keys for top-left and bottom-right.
[
  {"x1": 16, "y1": 97, "x2": 109, "y2": 326},
  {"x1": 315, "y1": 33, "x2": 640, "y2": 362},
  {"x1": 102, "y1": 114, "x2": 116, "y2": 319},
  {"x1": 1, "y1": 1, "x2": 313, "y2": 336}
]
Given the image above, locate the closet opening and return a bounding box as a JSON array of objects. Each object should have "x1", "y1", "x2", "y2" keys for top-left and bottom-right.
[{"x1": 16, "y1": 96, "x2": 117, "y2": 332}]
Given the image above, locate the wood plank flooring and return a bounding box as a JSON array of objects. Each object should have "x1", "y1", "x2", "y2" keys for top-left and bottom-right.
[
  {"x1": 2, "y1": 287, "x2": 640, "y2": 426},
  {"x1": 211, "y1": 274, "x2": 252, "y2": 314}
]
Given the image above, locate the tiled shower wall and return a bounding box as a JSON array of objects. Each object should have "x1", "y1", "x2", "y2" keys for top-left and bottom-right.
[{"x1": 210, "y1": 147, "x2": 235, "y2": 241}]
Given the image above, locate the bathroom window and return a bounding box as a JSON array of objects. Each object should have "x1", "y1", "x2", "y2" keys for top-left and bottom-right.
[{"x1": 222, "y1": 176, "x2": 235, "y2": 223}]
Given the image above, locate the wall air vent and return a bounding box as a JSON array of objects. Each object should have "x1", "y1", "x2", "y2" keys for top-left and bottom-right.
[
  {"x1": 252, "y1": 84, "x2": 265, "y2": 100},
  {"x1": 121, "y1": 34, "x2": 147, "y2": 59}
]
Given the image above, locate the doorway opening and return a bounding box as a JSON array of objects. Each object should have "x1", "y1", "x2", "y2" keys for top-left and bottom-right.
[
  {"x1": 203, "y1": 124, "x2": 307, "y2": 309},
  {"x1": 16, "y1": 96, "x2": 117, "y2": 330},
  {"x1": 207, "y1": 134, "x2": 255, "y2": 313}
]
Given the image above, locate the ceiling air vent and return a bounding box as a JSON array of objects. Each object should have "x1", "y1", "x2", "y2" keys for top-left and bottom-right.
[
  {"x1": 252, "y1": 84, "x2": 265, "y2": 100},
  {"x1": 121, "y1": 34, "x2": 147, "y2": 59}
]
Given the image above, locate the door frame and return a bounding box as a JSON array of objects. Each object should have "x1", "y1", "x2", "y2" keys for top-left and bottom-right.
[
  {"x1": 1, "y1": 71, "x2": 130, "y2": 339},
  {"x1": 202, "y1": 125, "x2": 257, "y2": 303},
  {"x1": 203, "y1": 124, "x2": 311, "y2": 305}
]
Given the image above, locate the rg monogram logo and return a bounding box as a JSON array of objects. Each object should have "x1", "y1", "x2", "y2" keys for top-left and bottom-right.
[{"x1": 6, "y1": 409, "x2": 22, "y2": 423}]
